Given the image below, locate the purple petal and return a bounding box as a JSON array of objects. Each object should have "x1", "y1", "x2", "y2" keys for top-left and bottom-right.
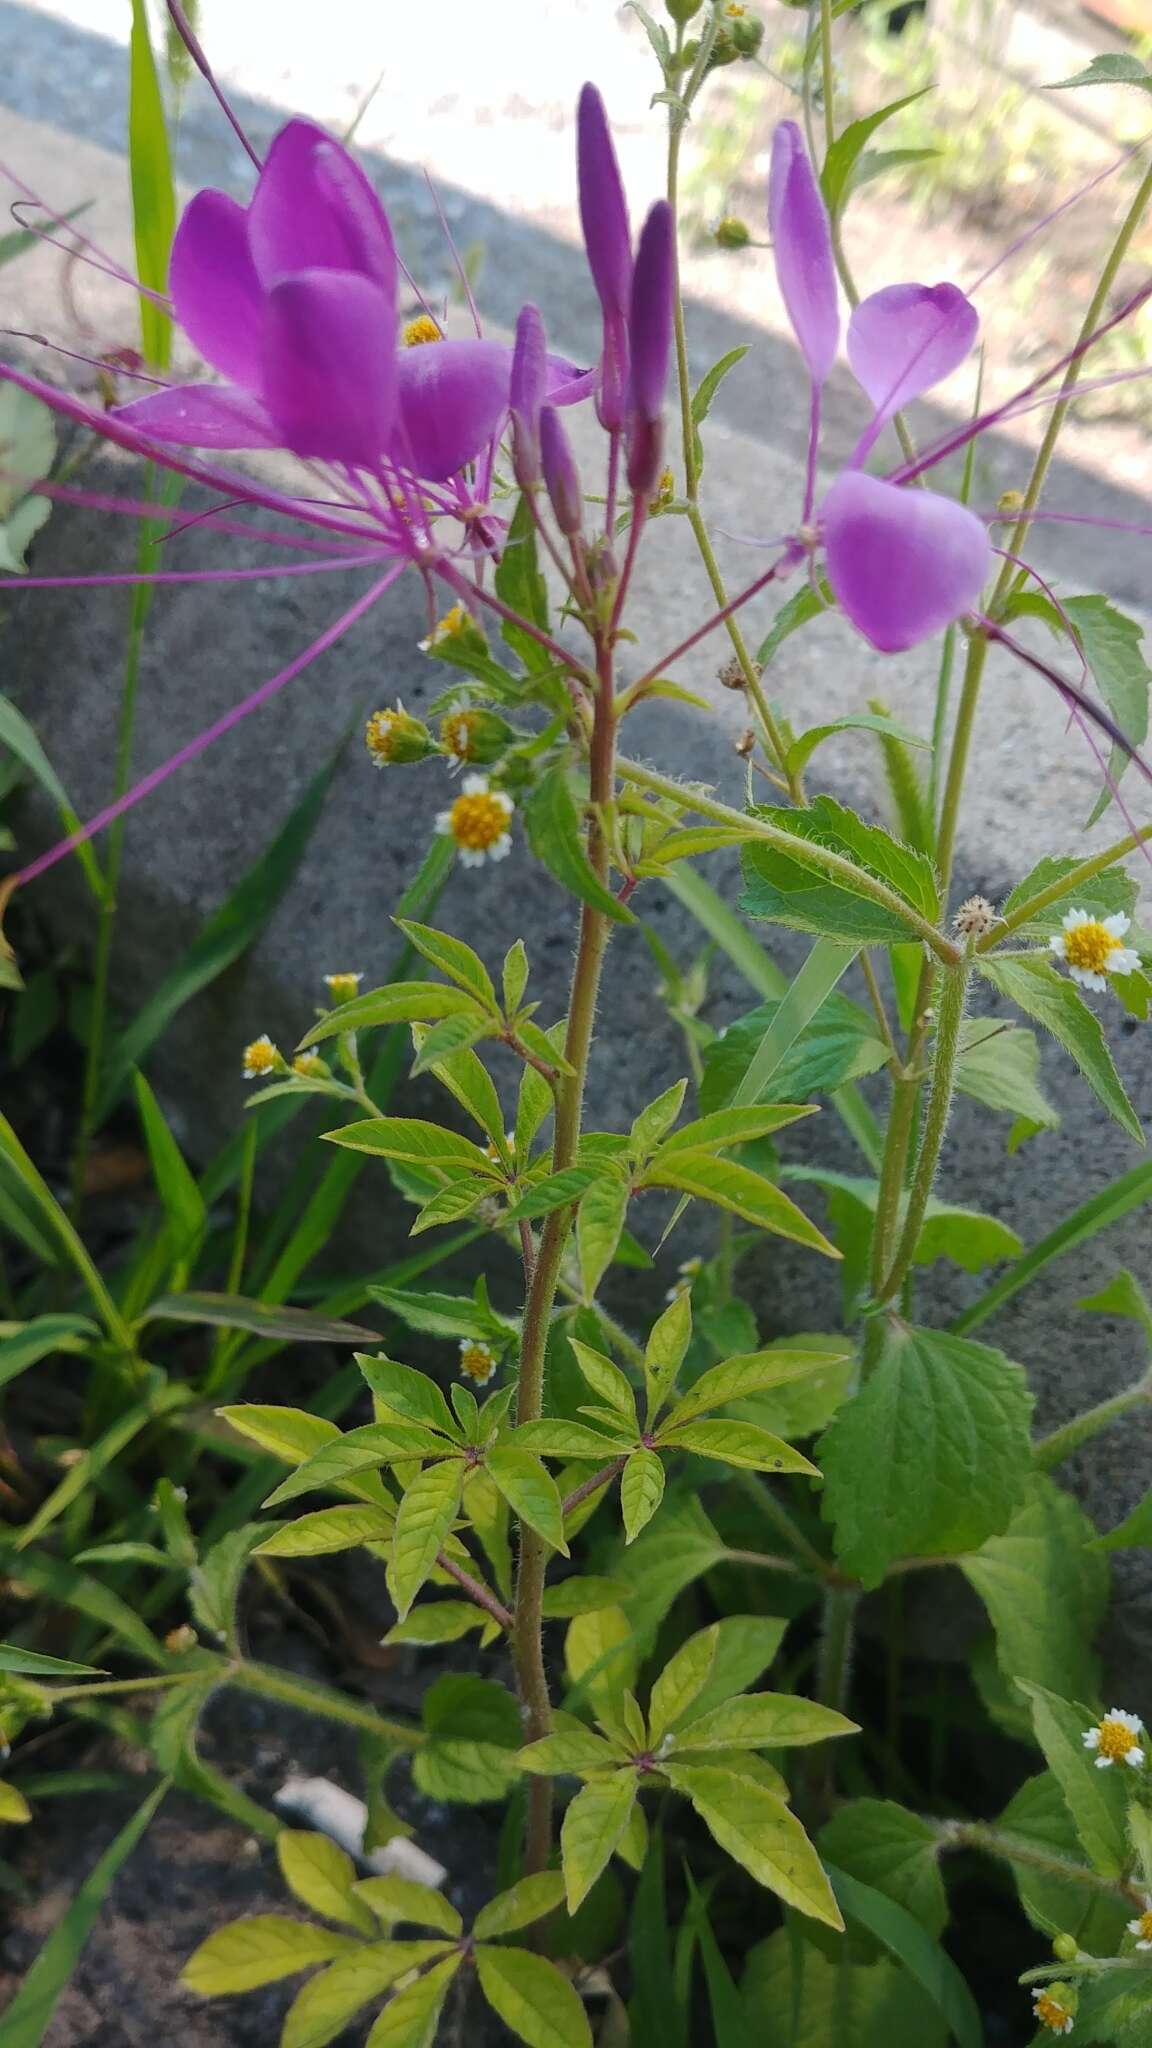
[
  {"x1": 629, "y1": 200, "x2": 675, "y2": 423},
  {"x1": 545, "y1": 356, "x2": 597, "y2": 406},
  {"x1": 577, "y1": 84, "x2": 632, "y2": 322},
  {"x1": 170, "y1": 190, "x2": 264, "y2": 388},
  {"x1": 821, "y1": 471, "x2": 991, "y2": 653},
  {"x1": 247, "y1": 119, "x2": 397, "y2": 298},
  {"x1": 113, "y1": 382, "x2": 281, "y2": 448},
  {"x1": 848, "y1": 282, "x2": 978, "y2": 427},
  {"x1": 768, "y1": 122, "x2": 839, "y2": 386},
  {"x1": 393, "y1": 337, "x2": 511, "y2": 481},
  {"x1": 540, "y1": 406, "x2": 583, "y2": 536},
  {"x1": 261, "y1": 270, "x2": 397, "y2": 466}
]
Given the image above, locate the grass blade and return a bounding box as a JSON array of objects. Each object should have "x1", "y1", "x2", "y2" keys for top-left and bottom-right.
[
  {"x1": 825, "y1": 1862, "x2": 983, "y2": 2048},
  {"x1": 0, "y1": 1780, "x2": 168, "y2": 2048},
  {"x1": 0, "y1": 694, "x2": 105, "y2": 900},
  {"x1": 731, "y1": 939, "x2": 859, "y2": 1107},
  {"x1": 0, "y1": 1113, "x2": 132, "y2": 1347},
  {"x1": 951, "y1": 1161, "x2": 1152, "y2": 1337}
]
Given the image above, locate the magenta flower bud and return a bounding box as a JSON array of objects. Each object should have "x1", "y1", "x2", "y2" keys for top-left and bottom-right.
[
  {"x1": 628, "y1": 200, "x2": 675, "y2": 424},
  {"x1": 768, "y1": 121, "x2": 839, "y2": 387},
  {"x1": 577, "y1": 84, "x2": 632, "y2": 432},
  {"x1": 540, "y1": 405, "x2": 584, "y2": 537},
  {"x1": 510, "y1": 302, "x2": 547, "y2": 486},
  {"x1": 625, "y1": 202, "x2": 674, "y2": 496}
]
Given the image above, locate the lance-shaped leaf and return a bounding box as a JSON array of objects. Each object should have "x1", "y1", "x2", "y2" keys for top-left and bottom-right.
[
  {"x1": 254, "y1": 1504, "x2": 394, "y2": 1557},
  {"x1": 473, "y1": 1872, "x2": 566, "y2": 1941},
  {"x1": 518, "y1": 1728, "x2": 626, "y2": 1778},
  {"x1": 513, "y1": 1420, "x2": 624, "y2": 1460},
  {"x1": 322, "y1": 1116, "x2": 500, "y2": 1171},
  {"x1": 281, "y1": 1942, "x2": 452, "y2": 2048},
  {"x1": 353, "y1": 1876, "x2": 463, "y2": 1937},
  {"x1": 476, "y1": 1945, "x2": 593, "y2": 2048},
  {"x1": 278, "y1": 1830, "x2": 377, "y2": 1935},
  {"x1": 486, "y1": 1447, "x2": 568, "y2": 1553},
  {"x1": 576, "y1": 1176, "x2": 631, "y2": 1300},
  {"x1": 182, "y1": 1916, "x2": 360, "y2": 1995},
  {"x1": 561, "y1": 1771, "x2": 640, "y2": 1912},
  {"x1": 365, "y1": 1953, "x2": 462, "y2": 2046},
  {"x1": 620, "y1": 1450, "x2": 665, "y2": 1543},
  {"x1": 661, "y1": 1346, "x2": 847, "y2": 1432},
  {"x1": 657, "y1": 1418, "x2": 819, "y2": 1477},
  {"x1": 261, "y1": 1428, "x2": 433, "y2": 1507},
  {"x1": 570, "y1": 1339, "x2": 638, "y2": 1425},
  {"x1": 355, "y1": 1355, "x2": 461, "y2": 1438},
  {"x1": 390, "y1": 1459, "x2": 464, "y2": 1617},
  {"x1": 298, "y1": 980, "x2": 480, "y2": 1048},
  {"x1": 979, "y1": 955, "x2": 1143, "y2": 1144},
  {"x1": 642, "y1": 1287, "x2": 693, "y2": 1420},
  {"x1": 394, "y1": 920, "x2": 499, "y2": 1012},
  {"x1": 643, "y1": 1149, "x2": 839, "y2": 1259},
  {"x1": 663, "y1": 1763, "x2": 842, "y2": 1927},
  {"x1": 673, "y1": 1692, "x2": 858, "y2": 1753},
  {"x1": 647, "y1": 1625, "x2": 718, "y2": 1744}
]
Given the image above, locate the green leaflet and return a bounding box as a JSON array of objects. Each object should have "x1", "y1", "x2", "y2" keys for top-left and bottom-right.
[
  {"x1": 390, "y1": 1459, "x2": 464, "y2": 1617},
  {"x1": 278, "y1": 1829, "x2": 377, "y2": 1934},
  {"x1": 978, "y1": 955, "x2": 1143, "y2": 1144},
  {"x1": 820, "y1": 89, "x2": 933, "y2": 217},
  {"x1": 475, "y1": 1944, "x2": 594, "y2": 2048},
  {"x1": 818, "y1": 1325, "x2": 1034, "y2": 1586},
  {"x1": 524, "y1": 761, "x2": 634, "y2": 924},
  {"x1": 560, "y1": 1771, "x2": 639, "y2": 1913},
  {"x1": 620, "y1": 1449, "x2": 665, "y2": 1543},
  {"x1": 664, "y1": 1764, "x2": 841, "y2": 1928}
]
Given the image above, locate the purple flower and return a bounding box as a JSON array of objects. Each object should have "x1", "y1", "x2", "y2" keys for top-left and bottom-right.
[
  {"x1": 116, "y1": 119, "x2": 590, "y2": 483},
  {"x1": 510, "y1": 303, "x2": 548, "y2": 486},
  {"x1": 767, "y1": 120, "x2": 990, "y2": 652},
  {"x1": 540, "y1": 406, "x2": 583, "y2": 536},
  {"x1": 626, "y1": 200, "x2": 675, "y2": 496},
  {"x1": 577, "y1": 82, "x2": 632, "y2": 431}
]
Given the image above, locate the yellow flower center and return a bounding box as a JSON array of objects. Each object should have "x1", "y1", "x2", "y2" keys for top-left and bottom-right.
[
  {"x1": 430, "y1": 603, "x2": 470, "y2": 644},
  {"x1": 459, "y1": 1342, "x2": 494, "y2": 1382},
  {"x1": 449, "y1": 789, "x2": 509, "y2": 852},
  {"x1": 366, "y1": 708, "x2": 402, "y2": 763},
  {"x1": 292, "y1": 1054, "x2": 327, "y2": 1078},
  {"x1": 1063, "y1": 920, "x2": 1123, "y2": 977},
  {"x1": 1097, "y1": 1714, "x2": 1140, "y2": 1761},
  {"x1": 1136, "y1": 1910, "x2": 1152, "y2": 1943},
  {"x1": 403, "y1": 314, "x2": 443, "y2": 347},
  {"x1": 1035, "y1": 1991, "x2": 1073, "y2": 2033},
  {"x1": 243, "y1": 1038, "x2": 277, "y2": 1075},
  {"x1": 441, "y1": 710, "x2": 479, "y2": 760},
  {"x1": 724, "y1": 2, "x2": 747, "y2": 13}
]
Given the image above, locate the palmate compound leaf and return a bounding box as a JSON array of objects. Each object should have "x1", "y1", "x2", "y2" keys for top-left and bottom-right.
[
  {"x1": 817, "y1": 1323, "x2": 1034, "y2": 1586},
  {"x1": 662, "y1": 1764, "x2": 842, "y2": 1928},
  {"x1": 475, "y1": 1945, "x2": 594, "y2": 2048}
]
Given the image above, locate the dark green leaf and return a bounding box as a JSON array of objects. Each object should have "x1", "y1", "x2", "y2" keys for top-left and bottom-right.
[
  {"x1": 1049, "y1": 52, "x2": 1152, "y2": 91},
  {"x1": 823, "y1": 1864, "x2": 982, "y2": 2048},
  {"x1": 146, "y1": 1294, "x2": 378, "y2": 1344},
  {"x1": 740, "y1": 797, "x2": 938, "y2": 944},
  {"x1": 524, "y1": 763, "x2": 633, "y2": 924},
  {"x1": 494, "y1": 494, "x2": 551, "y2": 672},
  {"x1": 978, "y1": 955, "x2": 1143, "y2": 1144},
  {"x1": 961, "y1": 1477, "x2": 1108, "y2": 1706},
  {"x1": 820, "y1": 90, "x2": 932, "y2": 218}
]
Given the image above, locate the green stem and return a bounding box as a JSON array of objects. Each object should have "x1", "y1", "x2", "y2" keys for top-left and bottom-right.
[
  {"x1": 232, "y1": 1659, "x2": 421, "y2": 1745},
  {"x1": 512, "y1": 655, "x2": 618, "y2": 1876},
  {"x1": 1034, "y1": 1376, "x2": 1152, "y2": 1471},
  {"x1": 617, "y1": 756, "x2": 961, "y2": 962},
  {"x1": 802, "y1": 1585, "x2": 859, "y2": 1820},
  {"x1": 47, "y1": 1671, "x2": 199, "y2": 1705},
  {"x1": 934, "y1": 632, "x2": 989, "y2": 902},
  {"x1": 738, "y1": 1473, "x2": 830, "y2": 1578},
  {"x1": 935, "y1": 1818, "x2": 1141, "y2": 1901},
  {"x1": 869, "y1": 1072, "x2": 918, "y2": 1294},
  {"x1": 879, "y1": 958, "x2": 970, "y2": 1303},
  {"x1": 981, "y1": 820, "x2": 1152, "y2": 950}
]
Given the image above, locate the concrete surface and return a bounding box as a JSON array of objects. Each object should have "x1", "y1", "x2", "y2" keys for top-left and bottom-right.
[{"x1": 0, "y1": 10, "x2": 1150, "y2": 1684}]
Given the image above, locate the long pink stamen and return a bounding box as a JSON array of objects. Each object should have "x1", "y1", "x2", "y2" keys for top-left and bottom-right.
[
  {"x1": 13, "y1": 568, "x2": 403, "y2": 890},
  {"x1": 1, "y1": 550, "x2": 391, "y2": 592},
  {"x1": 4, "y1": 194, "x2": 172, "y2": 311},
  {"x1": 423, "y1": 170, "x2": 483, "y2": 339},
  {"x1": 3, "y1": 331, "x2": 169, "y2": 386},
  {"x1": 6, "y1": 475, "x2": 371, "y2": 556},
  {"x1": 969, "y1": 130, "x2": 1152, "y2": 294},
  {"x1": 164, "y1": 0, "x2": 263, "y2": 171},
  {"x1": 980, "y1": 616, "x2": 1152, "y2": 795}
]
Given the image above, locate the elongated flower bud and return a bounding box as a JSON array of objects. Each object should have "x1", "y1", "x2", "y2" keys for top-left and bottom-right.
[
  {"x1": 768, "y1": 120, "x2": 839, "y2": 386},
  {"x1": 577, "y1": 84, "x2": 632, "y2": 431},
  {"x1": 540, "y1": 405, "x2": 584, "y2": 536},
  {"x1": 510, "y1": 302, "x2": 547, "y2": 486},
  {"x1": 627, "y1": 201, "x2": 674, "y2": 495}
]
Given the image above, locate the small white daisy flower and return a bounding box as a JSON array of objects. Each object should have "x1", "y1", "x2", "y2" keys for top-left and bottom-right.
[
  {"x1": 1032, "y1": 1984, "x2": 1076, "y2": 2036},
  {"x1": 1126, "y1": 1895, "x2": 1152, "y2": 1950},
  {"x1": 458, "y1": 1338, "x2": 497, "y2": 1386},
  {"x1": 242, "y1": 1034, "x2": 281, "y2": 1079},
  {"x1": 1049, "y1": 909, "x2": 1140, "y2": 993},
  {"x1": 323, "y1": 971, "x2": 363, "y2": 1005},
  {"x1": 1083, "y1": 1707, "x2": 1145, "y2": 1769},
  {"x1": 435, "y1": 774, "x2": 514, "y2": 869}
]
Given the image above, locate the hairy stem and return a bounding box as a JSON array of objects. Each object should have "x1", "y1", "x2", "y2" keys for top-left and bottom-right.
[
  {"x1": 616, "y1": 755, "x2": 961, "y2": 961},
  {"x1": 879, "y1": 958, "x2": 970, "y2": 1302},
  {"x1": 512, "y1": 650, "x2": 618, "y2": 1874},
  {"x1": 936, "y1": 1818, "x2": 1141, "y2": 1901},
  {"x1": 1034, "y1": 1376, "x2": 1152, "y2": 1471}
]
